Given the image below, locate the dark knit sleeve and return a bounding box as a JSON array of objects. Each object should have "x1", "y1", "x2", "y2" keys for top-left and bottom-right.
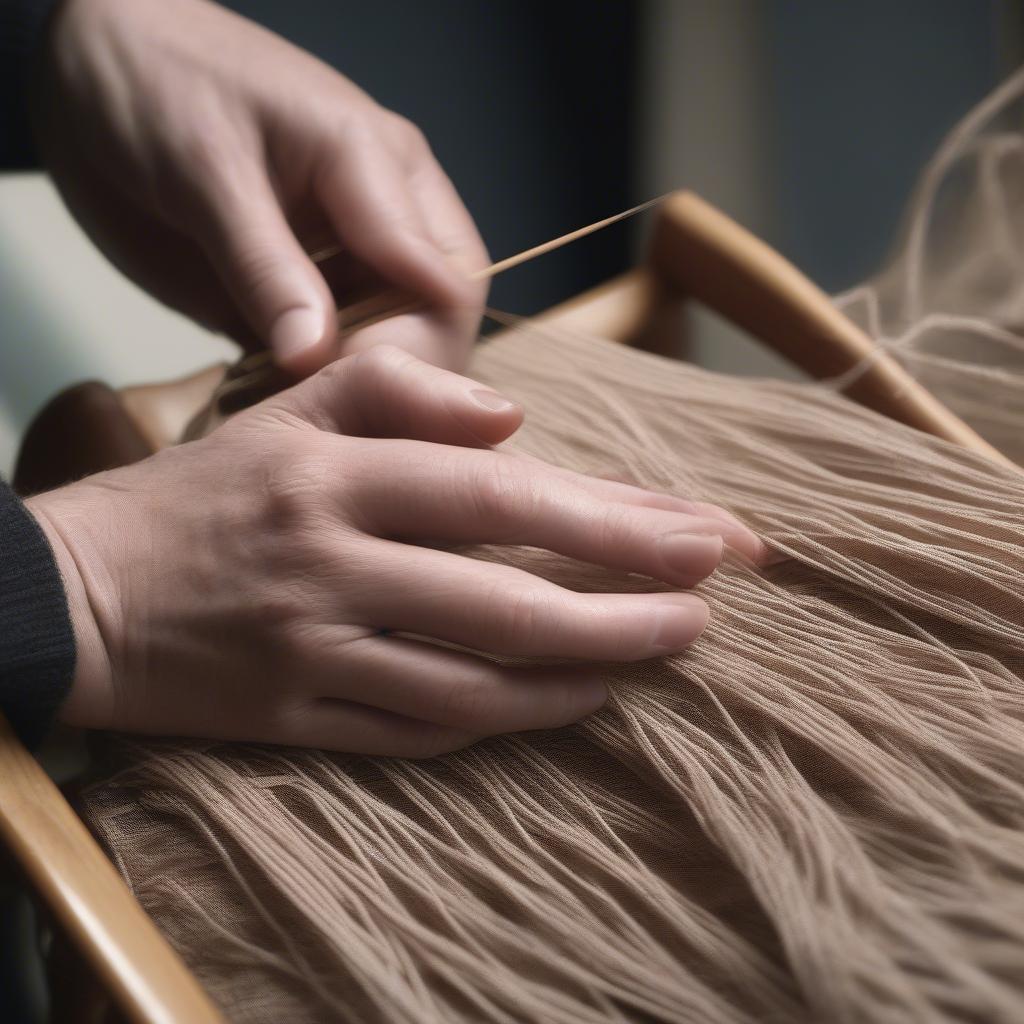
[
  {"x1": 0, "y1": 0, "x2": 58, "y2": 169},
  {"x1": 0, "y1": 480, "x2": 75, "y2": 748}
]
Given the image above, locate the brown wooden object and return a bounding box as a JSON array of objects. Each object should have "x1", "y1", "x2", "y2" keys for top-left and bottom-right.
[
  {"x1": 648, "y1": 192, "x2": 1015, "y2": 468},
  {"x1": 0, "y1": 715, "x2": 225, "y2": 1023}
]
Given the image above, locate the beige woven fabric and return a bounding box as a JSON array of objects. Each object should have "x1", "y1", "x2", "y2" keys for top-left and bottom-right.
[{"x1": 83, "y1": 76, "x2": 1024, "y2": 1024}]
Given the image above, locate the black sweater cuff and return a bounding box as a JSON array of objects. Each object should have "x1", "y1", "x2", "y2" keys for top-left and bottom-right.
[
  {"x1": 0, "y1": 0, "x2": 59, "y2": 169},
  {"x1": 0, "y1": 481, "x2": 75, "y2": 748}
]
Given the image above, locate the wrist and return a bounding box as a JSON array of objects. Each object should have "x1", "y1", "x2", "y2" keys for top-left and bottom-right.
[{"x1": 25, "y1": 490, "x2": 115, "y2": 728}]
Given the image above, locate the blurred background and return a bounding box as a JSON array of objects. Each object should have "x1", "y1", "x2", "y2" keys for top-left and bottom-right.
[
  {"x1": 1, "y1": 0, "x2": 1021, "y2": 476},
  {"x1": 1, "y1": 2, "x2": 1022, "y2": 1019}
]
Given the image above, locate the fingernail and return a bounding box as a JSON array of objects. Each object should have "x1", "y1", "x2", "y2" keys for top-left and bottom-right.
[
  {"x1": 652, "y1": 596, "x2": 710, "y2": 653},
  {"x1": 470, "y1": 389, "x2": 519, "y2": 413},
  {"x1": 659, "y1": 532, "x2": 724, "y2": 581},
  {"x1": 271, "y1": 307, "x2": 323, "y2": 362}
]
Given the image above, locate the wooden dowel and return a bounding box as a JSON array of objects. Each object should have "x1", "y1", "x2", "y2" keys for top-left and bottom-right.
[
  {"x1": 473, "y1": 197, "x2": 665, "y2": 280},
  {"x1": 0, "y1": 713, "x2": 225, "y2": 1023},
  {"x1": 329, "y1": 197, "x2": 665, "y2": 336}
]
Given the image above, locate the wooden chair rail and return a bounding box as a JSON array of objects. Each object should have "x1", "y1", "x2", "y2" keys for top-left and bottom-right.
[{"x1": 0, "y1": 714, "x2": 225, "y2": 1023}]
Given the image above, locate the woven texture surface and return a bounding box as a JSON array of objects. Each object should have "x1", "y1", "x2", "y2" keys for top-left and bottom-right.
[{"x1": 83, "y1": 74, "x2": 1024, "y2": 1023}]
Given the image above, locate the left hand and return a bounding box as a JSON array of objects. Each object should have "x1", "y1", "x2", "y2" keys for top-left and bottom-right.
[
  {"x1": 28, "y1": 346, "x2": 767, "y2": 755},
  {"x1": 32, "y1": 0, "x2": 489, "y2": 374}
]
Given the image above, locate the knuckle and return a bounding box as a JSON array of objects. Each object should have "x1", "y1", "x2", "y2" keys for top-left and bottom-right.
[
  {"x1": 164, "y1": 132, "x2": 250, "y2": 227},
  {"x1": 307, "y1": 353, "x2": 353, "y2": 403},
  {"x1": 252, "y1": 564, "x2": 324, "y2": 638},
  {"x1": 349, "y1": 343, "x2": 416, "y2": 384},
  {"x1": 269, "y1": 617, "x2": 344, "y2": 677},
  {"x1": 596, "y1": 503, "x2": 638, "y2": 554},
  {"x1": 311, "y1": 352, "x2": 353, "y2": 391},
  {"x1": 470, "y1": 458, "x2": 539, "y2": 538},
  {"x1": 260, "y1": 443, "x2": 334, "y2": 538},
  {"x1": 316, "y1": 347, "x2": 420, "y2": 439},
  {"x1": 272, "y1": 614, "x2": 323, "y2": 662},
  {"x1": 232, "y1": 240, "x2": 288, "y2": 299},
  {"x1": 175, "y1": 128, "x2": 233, "y2": 177},
  {"x1": 387, "y1": 112, "x2": 430, "y2": 156},
  {"x1": 243, "y1": 401, "x2": 311, "y2": 437},
  {"x1": 486, "y1": 586, "x2": 544, "y2": 652}
]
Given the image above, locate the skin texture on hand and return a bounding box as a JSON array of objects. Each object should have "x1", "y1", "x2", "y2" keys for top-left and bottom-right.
[
  {"x1": 33, "y1": 0, "x2": 488, "y2": 373},
  {"x1": 27, "y1": 347, "x2": 768, "y2": 758}
]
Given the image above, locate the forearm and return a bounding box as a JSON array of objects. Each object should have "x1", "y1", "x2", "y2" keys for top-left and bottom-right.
[
  {"x1": 0, "y1": 0, "x2": 57, "y2": 168},
  {"x1": 0, "y1": 480, "x2": 75, "y2": 747}
]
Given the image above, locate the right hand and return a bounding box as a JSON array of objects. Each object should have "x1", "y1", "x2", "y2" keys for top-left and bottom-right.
[
  {"x1": 27, "y1": 347, "x2": 765, "y2": 757},
  {"x1": 34, "y1": 0, "x2": 488, "y2": 374}
]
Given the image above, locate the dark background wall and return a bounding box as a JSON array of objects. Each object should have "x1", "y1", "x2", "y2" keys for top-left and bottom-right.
[{"x1": 767, "y1": 0, "x2": 1009, "y2": 292}]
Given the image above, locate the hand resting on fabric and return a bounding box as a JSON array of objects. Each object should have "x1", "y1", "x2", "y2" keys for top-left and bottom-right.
[
  {"x1": 33, "y1": 0, "x2": 487, "y2": 374},
  {"x1": 26, "y1": 347, "x2": 766, "y2": 756}
]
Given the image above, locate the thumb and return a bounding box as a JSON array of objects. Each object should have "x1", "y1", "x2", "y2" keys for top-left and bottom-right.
[
  {"x1": 191, "y1": 168, "x2": 338, "y2": 374},
  {"x1": 277, "y1": 344, "x2": 523, "y2": 446}
]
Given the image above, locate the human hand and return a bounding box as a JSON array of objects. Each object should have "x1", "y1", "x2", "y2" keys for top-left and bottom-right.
[
  {"x1": 27, "y1": 347, "x2": 765, "y2": 757},
  {"x1": 33, "y1": 0, "x2": 487, "y2": 373}
]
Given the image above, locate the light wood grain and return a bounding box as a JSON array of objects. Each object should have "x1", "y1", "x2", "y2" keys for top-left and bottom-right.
[
  {"x1": 0, "y1": 712, "x2": 225, "y2": 1024},
  {"x1": 650, "y1": 191, "x2": 1016, "y2": 469}
]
